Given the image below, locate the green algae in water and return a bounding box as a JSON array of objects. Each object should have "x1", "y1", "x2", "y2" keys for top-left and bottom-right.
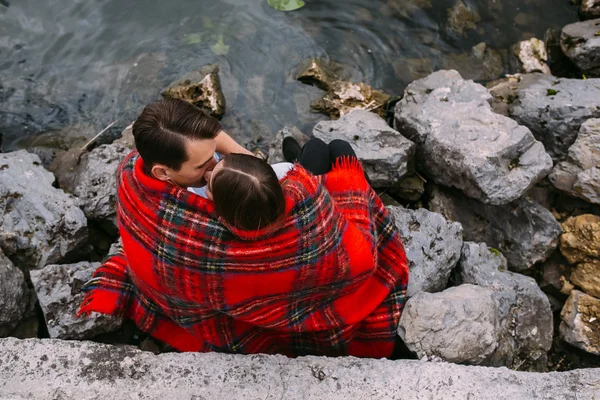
[{"x1": 267, "y1": 0, "x2": 305, "y2": 11}]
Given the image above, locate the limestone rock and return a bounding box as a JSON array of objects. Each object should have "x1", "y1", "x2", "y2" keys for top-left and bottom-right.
[
  {"x1": 513, "y1": 38, "x2": 551, "y2": 74},
  {"x1": 387, "y1": 206, "x2": 463, "y2": 296},
  {"x1": 161, "y1": 64, "x2": 226, "y2": 118},
  {"x1": 398, "y1": 284, "x2": 500, "y2": 364},
  {"x1": 311, "y1": 81, "x2": 391, "y2": 120},
  {"x1": 429, "y1": 185, "x2": 562, "y2": 271},
  {"x1": 0, "y1": 151, "x2": 88, "y2": 270},
  {"x1": 561, "y1": 19, "x2": 600, "y2": 77},
  {"x1": 458, "y1": 242, "x2": 554, "y2": 368},
  {"x1": 487, "y1": 73, "x2": 600, "y2": 161},
  {"x1": 394, "y1": 70, "x2": 552, "y2": 205},
  {"x1": 295, "y1": 59, "x2": 355, "y2": 91},
  {"x1": 267, "y1": 126, "x2": 310, "y2": 164},
  {"x1": 447, "y1": 0, "x2": 481, "y2": 37},
  {"x1": 30, "y1": 262, "x2": 123, "y2": 339},
  {"x1": 559, "y1": 214, "x2": 600, "y2": 264},
  {"x1": 560, "y1": 290, "x2": 600, "y2": 355},
  {"x1": 0, "y1": 249, "x2": 28, "y2": 336},
  {"x1": 441, "y1": 42, "x2": 504, "y2": 81},
  {"x1": 549, "y1": 119, "x2": 600, "y2": 205},
  {"x1": 313, "y1": 110, "x2": 416, "y2": 188},
  {"x1": 571, "y1": 261, "x2": 600, "y2": 298},
  {"x1": 580, "y1": 0, "x2": 600, "y2": 19}
]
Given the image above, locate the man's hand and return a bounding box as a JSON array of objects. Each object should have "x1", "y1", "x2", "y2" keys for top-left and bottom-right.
[{"x1": 215, "y1": 130, "x2": 254, "y2": 156}]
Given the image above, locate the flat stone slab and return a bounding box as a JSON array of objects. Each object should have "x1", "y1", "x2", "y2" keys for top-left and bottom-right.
[{"x1": 1, "y1": 338, "x2": 599, "y2": 400}]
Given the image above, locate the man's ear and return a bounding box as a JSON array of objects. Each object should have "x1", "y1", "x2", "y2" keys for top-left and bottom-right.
[{"x1": 151, "y1": 164, "x2": 171, "y2": 182}]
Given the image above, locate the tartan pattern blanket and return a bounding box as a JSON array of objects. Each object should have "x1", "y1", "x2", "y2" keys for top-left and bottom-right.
[{"x1": 79, "y1": 151, "x2": 409, "y2": 357}]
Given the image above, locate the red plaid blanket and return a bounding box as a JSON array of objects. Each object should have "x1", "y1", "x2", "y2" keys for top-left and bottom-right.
[{"x1": 79, "y1": 151, "x2": 408, "y2": 357}]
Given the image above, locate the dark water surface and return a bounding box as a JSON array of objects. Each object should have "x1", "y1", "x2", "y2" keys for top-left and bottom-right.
[{"x1": 0, "y1": 0, "x2": 578, "y2": 150}]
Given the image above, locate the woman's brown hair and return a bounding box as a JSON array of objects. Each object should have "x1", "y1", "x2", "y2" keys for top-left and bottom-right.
[{"x1": 210, "y1": 154, "x2": 286, "y2": 231}]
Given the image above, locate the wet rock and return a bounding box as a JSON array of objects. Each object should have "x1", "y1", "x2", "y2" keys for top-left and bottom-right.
[
  {"x1": 398, "y1": 284, "x2": 500, "y2": 365},
  {"x1": 559, "y1": 214, "x2": 600, "y2": 264},
  {"x1": 458, "y1": 242, "x2": 554, "y2": 368},
  {"x1": 267, "y1": 126, "x2": 310, "y2": 164},
  {"x1": 386, "y1": 206, "x2": 463, "y2": 296},
  {"x1": 447, "y1": 0, "x2": 481, "y2": 37},
  {"x1": 580, "y1": 0, "x2": 600, "y2": 19},
  {"x1": 487, "y1": 73, "x2": 600, "y2": 161},
  {"x1": 296, "y1": 59, "x2": 352, "y2": 91},
  {"x1": 393, "y1": 58, "x2": 434, "y2": 83},
  {"x1": 311, "y1": 81, "x2": 391, "y2": 120},
  {"x1": 394, "y1": 70, "x2": 552, "y2": 205},
  {"x1": 441, "y1": 42, "x2": 504, "y2": 81},
  {"x1": 313, "y1": 110, "x2": 416, "y2": 188},
  {"x1": 0, "y1": 151, "x2": 88, "y2": 270},
  {"x1": 389, "y1": 174, "x2": 425, "y2": 202},
  {"x1": 560, "y1": 290, "x2": 600, "y2": 355},
  {"x1": 161, "y1": 64, "x2": 226, "y2": 118},
  {"x1": 381, "y1": 0, "x2": 433, "y2": 18},
  {"x1": 513, "y1": 38, "x2": 551, "y2": 74},
  {"x1": 549, "y1": 119, "x2": 600, "y2": 205},
  {"x1": 0, "y1": 248, "x2": 28, "y2": 336},
  {"x1": 561, "y1": 19, "x2": 600, "y2": 77},
  {"x1": 429, "y1": 185, "x2": 562, "y2": 271},
  {"x1": 30, "y1": 262, "x2": 123, "y2": 339}
]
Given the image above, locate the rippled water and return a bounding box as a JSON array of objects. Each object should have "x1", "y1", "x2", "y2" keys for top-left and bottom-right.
[{"x1": 0, "y1": 0, "x2": 578, "y2": 151}]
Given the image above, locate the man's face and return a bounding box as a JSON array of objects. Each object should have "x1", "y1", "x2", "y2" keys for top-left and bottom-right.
[{"x1": 165, "y1": 138, "x2": 217, "y2": 187}]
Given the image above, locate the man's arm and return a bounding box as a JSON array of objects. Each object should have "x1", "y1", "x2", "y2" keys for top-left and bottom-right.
[{"x1": 215, "y1": 130, "x2": 254, "y2": 156}]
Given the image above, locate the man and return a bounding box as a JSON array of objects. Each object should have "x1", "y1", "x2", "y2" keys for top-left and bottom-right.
[{"x1": 79, "y1": 98, "x2": 409, "y2": 358}]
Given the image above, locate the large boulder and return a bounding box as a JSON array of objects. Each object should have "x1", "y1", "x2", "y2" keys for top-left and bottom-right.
[
  {"x1": 0, "y1": 249, "x2": 28, "y2": 336},
  {"x1": 560, "y1": 290, "x2": 600, "y2": 355},
  {"x1": 488, "y1": 73, "x2": 600, "y2": 161},
  {"x1": 561, "y1": 18, "x2": 600, "y2": 77},
  {"x1": 549, "y1": 119, "x2": 600, "y2": 205},
  {"x1": 398, "y1": 284, "x2": 500, "y2": 364},
  {"x1": 313, "y1": 110, "x2": 416, "y2": 188},
  {"x1": 30, "y1": 262, "x2": 123, "y2": 339},
  {"x1": 458, "y1": 242, "x2": 554, "y2": 368},
  {"x1": 429, "y1": 185, "x2": 561, "y2": 271},
  {"x1": 386, "y1": 206, "x2": 463, "y2": 296},
  {"x1": 394, "y1": 70, "x2": 552, "y2": 205},
  {"x1": 0, "y1": 151, "x2": 88, "y2": 270}
]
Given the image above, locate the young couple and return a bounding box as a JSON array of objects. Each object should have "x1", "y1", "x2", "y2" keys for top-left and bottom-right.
[{"x1": 79, "y1": 98, "x2": 409, "y2": 358}]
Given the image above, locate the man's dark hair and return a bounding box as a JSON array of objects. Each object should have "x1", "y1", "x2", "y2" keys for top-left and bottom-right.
[
  {"x1": 132, "y1": 98, "x2": 222, "y2": 172},
  {"x1": 210, "y1": 154, "x2": 286, "y2": 231}
]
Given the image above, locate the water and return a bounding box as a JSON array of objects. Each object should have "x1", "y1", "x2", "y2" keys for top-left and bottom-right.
[{"x1": 0, "y1": 0, "x2": 578, "y2": 151}]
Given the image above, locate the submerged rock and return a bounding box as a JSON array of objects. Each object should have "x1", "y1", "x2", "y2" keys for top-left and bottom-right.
[
  {"x1": 295, "y1": 59, "x2": 352, "y2": 91},
  {"x1": 311, "y1": 81, "x2": 391, "y2": 120},
  {"x1": 441, "y1": 42, "x2": 504, "y2": 81},
  {"x1": 0, "y1": 151, "x2": 88, "y2": 270},
  {"x1": 549, "y1": 119, "x2": 600, "y2": 205},
  {"x1": 0, "y1": 249, "x2": 28, "y2": 337},
  {"x1": 386, "y1": 206, "x2": 463, "y2": 296},
  {"x1": 398, "y1": 284, "x2": 500, "y2": 365},
  {"x1": 447, "y1": 0, "x2": 481, "y2": 37},
  {"x1": 560, "y1": 290, "x2": 600, "y2": 355},
  {"x1": 313, "y1": 110, "x2": 416, "y2": 188},
  {"x1": 458, "y1": 242, "x2": 553, "y2": 369},
  {"x1": 487, "y1": 73, "x2": 600, "y2": 161},
  {"x1": 513, "y1": 38, "x2": 551, "y2": 74},
  {"x1": 394, "y1": 70, "x2": 552, "y2": 205},
  {"x1": 580, "y1": 0, "x2": 600, "y2": 19},
  {"x1": 429, "y1": 185, "x2": 562, "y2": 271},
  {"x1": 162, "y1": 64, "x2": 226, "y2": 118},
  {"x1": 30, "y1": 262, "x2": 123, "y2": 339},
  {"x1": 561, "y1": 18, "x2": 600, "y2": 77}
]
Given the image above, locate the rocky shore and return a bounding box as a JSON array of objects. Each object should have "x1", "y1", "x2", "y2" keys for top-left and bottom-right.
[{"x1": 1, "y1": 3, "x2": 600, "y2": 399}]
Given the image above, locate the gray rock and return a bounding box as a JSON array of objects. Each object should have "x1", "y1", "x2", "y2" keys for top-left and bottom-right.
[
  {"x1": 108, "y1": 237, "x2": 123, "y2": 256},
  {"x1": 313, "y1": 110, "x2": 416, "y2": 188},
  {"x1": 394, "y1": 70, "x2": 552, "y2": 205},
  {"x1": 0, "y1": 249, "x2": 28, "y2": 336},
  {"x1": 389, "y1": 174, "x2": 425, "y2": 202},
  {"x1": 489, "y1": 74, "x2": 600, "y2": 161},
  {"x1": 513, "y1": 38, "x2": 551, "y2": 74},
  {"x1": 71, "y1": 142, "x2": 130, "y2": 229},
  {"x1": 386, "y1": 206, "x2": 463, "y2": 296},
  {"x1": 560, "y1": 290, "x2": 600, "y2": 355},
  {"x1": 398, "y1": 284, "x2": 500, "y2": 364},
  {"x1": 2, "y1": 338, "x2": 600, "y2": 400},
  {"x1": 429, "y1": 185, "x2": 562, "y2": 271},
  {"x1": 267, "y1": 126, "x2": 310, "y2": 164},
  {"x1": 458, "y1": 242, "x2": 554, "y2": 368},
  {"x1": 580, "y1": 0, "x2": 600, "y2": 19},
  {"x1": 561, "y1": 19, "x2": 600, "y2": 77},
  {"x1": 549, "y1": 118, "x2": 600, "y2": 204},
  {"x1": 0, "y1": 150, "x2": 88, "y2": 270},
  {"x1": 30, "y1": 262, "x2": 123, "y2": 339}
]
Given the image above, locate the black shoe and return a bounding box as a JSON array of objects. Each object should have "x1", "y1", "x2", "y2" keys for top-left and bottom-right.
[{"x1": 282, "y1": 137, "x2": 302, "y2": 162}]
